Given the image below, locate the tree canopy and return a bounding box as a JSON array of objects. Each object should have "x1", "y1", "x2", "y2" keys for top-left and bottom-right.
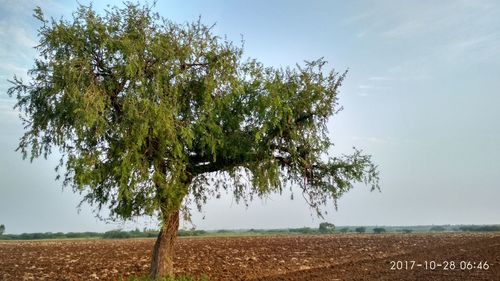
[
  {"x1": 9, "y1": 3, "x2": 380, "y2": 277},
  {"x1": 9, "y1": 2, "x2": 379, "y2": 223},
  {"x1": 319, "y1": 222, "x2": 335, "y2": 233}
]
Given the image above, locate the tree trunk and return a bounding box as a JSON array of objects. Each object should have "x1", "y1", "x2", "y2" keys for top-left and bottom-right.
[{"x1": 150, "y1": 209, "x2": 180, "y2": 279}]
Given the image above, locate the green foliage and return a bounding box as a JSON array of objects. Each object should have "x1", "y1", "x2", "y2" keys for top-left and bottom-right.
[
  {"x1": 339, "y1": 227, "x2": 349, "y2": 233},
  {"x1": 318, "y1": 222, "x2": 335, "y2": 233},
  {"x1": 178, "y1": 229, "x2": 207, "y2": 236},
  {"x1": 459, "y1": 225, "x2": 500, "y2": 232},
  {"x1": 289, "y1": 227, "x2": 314, "y2": 234},
  {"x1": 259, "y1": 229, "x2": 286, "y2": 234},
  {"x1": 429, "y1": 226, "x2": 446, "y2": 232},
  {"x1": 0, "y1": 224, "x2": 4, "y2": 235},
  {"x1": 0, "y1": 230, "x2": 159, "y2": 240},
  {"x1": 372, "y1": 227, "x2": 386, "y2": 234},
  {"x1": 355, "y1": 227, "x2": 366, "y2": 233},
  {"x1": 401, "y1": 229, "x2": 412, "y2": 234},
  {"x1": 103, "y1": 230, "x2": 131, "y2": 239},
  {"x1": 66, "y1": 232, "x2": 101, "y2": 238},
  {"x1": 0, "y1": 231, "x2": 97, "y2": 240},
  {"x1": 8, "y1": 2, "x2": 379, "y2": 222}
]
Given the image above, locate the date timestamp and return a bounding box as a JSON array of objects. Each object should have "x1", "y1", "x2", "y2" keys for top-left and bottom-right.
[{"x1": 390, "y1": 260, "x2": 490, "y2": 271}]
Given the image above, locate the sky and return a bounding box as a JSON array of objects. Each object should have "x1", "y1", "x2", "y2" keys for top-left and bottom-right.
[{"x1": 1, "y1": 0, "x2": 499, "y2": 234}]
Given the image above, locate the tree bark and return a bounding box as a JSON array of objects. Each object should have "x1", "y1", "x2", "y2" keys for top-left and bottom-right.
[{"x1": 150, "y1": 209, "x2": 180, "y2": 279}]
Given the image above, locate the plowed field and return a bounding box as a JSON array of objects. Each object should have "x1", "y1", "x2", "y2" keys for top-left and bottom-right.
[{"x1": 1, "y1": 233, "x2": 499, "y2": 280}]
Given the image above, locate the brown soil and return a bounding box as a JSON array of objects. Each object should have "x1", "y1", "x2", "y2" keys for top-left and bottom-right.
[{"x1": 0, "y1": 233, "x2": 498, "y2": 280}]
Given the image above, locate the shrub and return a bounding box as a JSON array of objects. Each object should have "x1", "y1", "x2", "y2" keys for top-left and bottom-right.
[
  {"x1": 178, "y1": 230, "x2": 207, "y2": 237},
  {"x1": 103, "y1": 230, "x2": 131, "y2": 239},
  {"x1": 355, "y1": 227, "x2": 366, "y2": 233},
  {"x1": 289, "y1": 227, "x2": 314, "y2": 234},
  {"x1": 429, "y1": 226, "x2": 446, "y2": 232},
  {"x1": 459, "y1": 225, "x2": 500, "y2": 232},
  {"x1": 339, "y1": 227, "x2": 350, "y2": 233},
  {"x1": 319, "y1": 222, "x2": 335, "y2": 233}
]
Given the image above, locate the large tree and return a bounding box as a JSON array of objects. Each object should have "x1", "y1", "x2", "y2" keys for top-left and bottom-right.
[{"x1": 9, "y1": 3, "x2": 379, "y2": 278}]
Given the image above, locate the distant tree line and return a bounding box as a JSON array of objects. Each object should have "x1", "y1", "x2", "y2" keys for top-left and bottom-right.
[
  {"x1": 177, "y1": 229, "x2": 208, "y2": 237},
  {"x1": 0, "y1": 231, "x2": 102, "y2": 240},
  {"x1": 0, "y1": 229, "x2": 159, "y2": 240},
  {"x1": 1, "y1": 224, "x2": 498, "y2": 240},
  {"x1": 430, "y1": 226, "x2": 447, "y2": 232},
  {"x1": 355, "y1": 227, "x2": 366, "y2": 233},
  {"x1": 458, "y1": 225, "x2": 500, "y2": 232},
  {"x1": 427, "y1": 225, "x2": 500, "y2": 232},
  {"x1": 0, "y1": 228, "x2": 212, "y2": 240},
  {"x1": 319, "y1": 222, "x2": 335, "y2": 233}
]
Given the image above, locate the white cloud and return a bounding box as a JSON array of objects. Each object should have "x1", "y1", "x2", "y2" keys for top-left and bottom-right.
[
  {"x1": 356, "y1": 31, "x2": 366, "y2": 38},
  {"x1": 343, "y1": 1, "x2": 500, "y2": 67},
  {"x1": 351, "y1": 136, "x2": 391, "y2": 145},
  {"x1": 358, "y1": 84, "x2": 372, "y2": 89},
  {"x1": 368, "y1": 76, "x2": 393, "y2": 81},
  {"x1": 341, "y1": 10, "x2": 376, "y2": 25},
  {"x1": 351, "y1": 136, "x2": 418, "y2": 146},
  {"x1": 0, "y1": 63, "x2": 29, "y2": 78},
  {"x1": 0, "y1": 99, "x2": 18, "y2": 120},
  {"x1": 358, "y1": 84, "x2": 391, "y2": 90},
  {"x1": 443, "y1": 32, "x2": 500, "y2": 63},
  {"x1": 0, "y1": 22, "x2": 38, "y2": 58},
  {"x1": 381, "y1": 19, "x2": 425, "y2": 38},
  {"x1": 386, "y1": 64, "x2": 431, "y2": 82}
]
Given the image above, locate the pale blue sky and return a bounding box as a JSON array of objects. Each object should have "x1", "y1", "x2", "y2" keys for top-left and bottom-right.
[{"x1": 1, "y1": 0, "x2": 499, "y2": 234}]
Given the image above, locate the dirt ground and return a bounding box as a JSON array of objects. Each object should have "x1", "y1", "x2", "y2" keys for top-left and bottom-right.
[{"x1": 0, "y1": 233, "x2": 498, "y2": 280}]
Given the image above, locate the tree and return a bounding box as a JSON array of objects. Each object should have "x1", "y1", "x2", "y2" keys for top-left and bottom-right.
[
  {"x1": 319, "y1": 222, "x2": 335, "y2": 233},
  {"x1": 373, "y1": 227, "x2": 386, "y2": 234},
  {"x1": 430, "y1": 225, "x2": 446, "y2": 232},
  {"x1": 8, "y1": 3, "x2": 379, "y2": 278},
  {"x1": 339, "y1": 227, "x2": 350, "y2": 233},
  {"x1": 0, "y1": 224, "x2": 4, "y2": 235},
  {"x1": 355, "y1": 227, "x2": 366, "y2": 233}
]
